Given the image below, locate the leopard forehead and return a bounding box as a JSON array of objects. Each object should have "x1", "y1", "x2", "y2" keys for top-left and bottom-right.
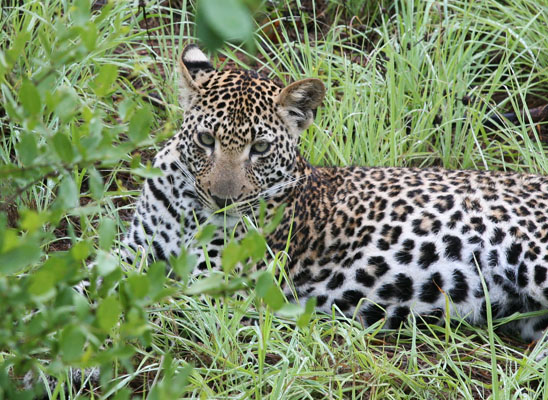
[{"x1": 192, "y1": 69, "x2": 283, "y2": 149}]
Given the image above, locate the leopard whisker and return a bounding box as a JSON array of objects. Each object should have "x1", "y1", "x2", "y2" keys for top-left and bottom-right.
[
  {"x1": 257, "y1": 174, "x2": 306, "y2": 199},
  {"x1": 173, "y1": 159, "x2": 196, "y2": 186},
  {"x1": 234, "y1": 175, "x2": 305, "y2": 215}
]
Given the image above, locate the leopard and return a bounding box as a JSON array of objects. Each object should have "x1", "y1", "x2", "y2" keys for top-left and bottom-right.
[{"x1": 123, "y1": 44, "x2": 548, "y2": 343}]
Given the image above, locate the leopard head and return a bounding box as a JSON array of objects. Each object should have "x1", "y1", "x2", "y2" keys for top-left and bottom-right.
[{"x1": 176, "y1": 44, "x2": 325, "y2": 215}]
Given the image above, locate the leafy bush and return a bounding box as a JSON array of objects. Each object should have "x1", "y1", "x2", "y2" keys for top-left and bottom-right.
[
  {"x1": 0, "y1": 1, "x2": 315, "y2": 396},
  {"x1": 1, "y1": 0, "x2": 164, "y2": 396}
]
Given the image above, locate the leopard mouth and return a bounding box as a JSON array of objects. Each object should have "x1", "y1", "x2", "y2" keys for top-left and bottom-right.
[
  {"x1": 211, "y1": 195, "x2": 235, "y2": 210},
  {"x1": 210, "y1": 197, "x2": 260, "y2": 217}
]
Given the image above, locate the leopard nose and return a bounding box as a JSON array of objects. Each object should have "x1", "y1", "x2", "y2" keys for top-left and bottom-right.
[{"x1": 211, "y1": 195, "x2": 233, "y2": 209}]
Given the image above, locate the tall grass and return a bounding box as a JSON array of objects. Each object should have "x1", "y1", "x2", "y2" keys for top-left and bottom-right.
[{"x1": 2, "y1": 0, "x2": 548, "y2": 398}]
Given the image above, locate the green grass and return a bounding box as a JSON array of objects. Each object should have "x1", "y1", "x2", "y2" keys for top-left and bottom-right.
[{"x1": 2, "y1": 0, "x2": 548, "y2": 398}]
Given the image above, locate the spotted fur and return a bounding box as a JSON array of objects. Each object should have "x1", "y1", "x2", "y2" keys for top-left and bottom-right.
[{"x1": 124, "y1": 45, "x2": 548, "y2": 341}]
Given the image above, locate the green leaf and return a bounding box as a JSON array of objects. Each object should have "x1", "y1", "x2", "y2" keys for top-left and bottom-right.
[
  {"x1": 71, "y1": 240, "x2": 91, "y2": 261},
  {"x1": 186, "y1": 273, "x2": 224, "y2": 295},
  {"x1": 118, "y1": 98, "x2": 136, "y2": 121},
  {"x1": 255, "y1": 271, "x2": 286, "y2": 310},
  {"x1": 297, "y1": 297, "x2": 317, "y2": 328},
  {"x1": 27, "y1": 313, "x2": 47, "y2": 336},
  {"x1": 127, "y1": 274, "x2": 150, "y2": 300},
  {"x1": 5, "y1": 30, "x2": 30, "y2": 67},
  {"x1": 195, "y1": 224, "x2": 217, "y2": 246},
  {"x1": 52, "y1": 86, "x2": 79, "y2": 123},
  {"x1": 91, "y1": 64, "x2": 118, "y2": 97},
  {"x1": 264, "y1": 285, "x2": 285, "y2": 310},
  {"x1": 226, "y1": 276, "x2": 247, "y2": 292},
  {"x1": 131, "y1": 166, "x2": 163, "y2": 178},
  {"x1": 148, "y1": 360, "x2": 192, "y2": 400},
  {"x1": 97, "y1": 295, "x2": 122, "y2": 332},
  {"x1": 147, "y1": 261, "x2": 166, "y2": 298},
  {"x1": 53, "y1": 132, "x2": 75, "y2": 162},
  {"x1": 170, "y1": 248, "x2": 197, "y2": 283},
  {"x1": 0, "y1": 232, "x2": 41, "y2": 275},
  {"x1": 220, "y1": 241, "x2": 241, "y2": 274},
  {"x1": 171, "y1": 363, "x2": 193, "y2": 394},
  {"x1": 195, "y1": 6, "x2": 224, "y2": 52},
  {"x1": 19, "y1": 79, "x2": 41, "y2": 116},
  {"x1": 28, "y1": 268, "x2": 56, "y2": 299},
  {"x1": 276, "y1": 303, "x2": 302, "y2": 318},
  {"x1": 71, "y1": 0, "x2": 91, "y2": 26},
  {"x1": 57, "y1": 175, "x2": 79, "y2": 209},
  {"x1": 199, "y1": 0, "x2": 253, "y2": 42},
  {"x1": 95, "y1": 250, "x2": 118, "y2": 276},
  {"x1": 73, "y1": 291, "x2": 91, "y2": 319},
  {"x1": 3, "y1": 94, "x2": 22, "y2": 123},
  {"x1": 255, "y1": 271, "x2": 273, "y2": 298},
  {"x1": 28, "y1": 254, "x2": 71, "y2": 299},
  {"x1": 88, "y1": 167, "x2": 104, "y2": 200},
  {"x1": 255, "y1": 272, "x2": 285, "y2": 310},
  {"x1": 112, "y1": 388, "x2": 131, "y2": 400},
  {"x1": 120, "y1": 308, "x2": 148, "y2": 337},
  {"x1": 60, "y1": 325, "x2": 86, "y2": 362},
  {"x1": 241, "y1": 230, "x2": 266, "y2": 262},
  {"x1": 128, "y1": 105, "x2": 153, "y2": 143},
  {"x1": 77, "y1": 22, "x2": 97, "y2": 51},
  {"x1": 98, "y1": 266, "x2": 122, "y2": 297},
  {"x1": 98, "y1": 218, "x2": 116, "y2": 250},
  {"x1": 19, "y1": 210, "x2": 48, "y2": 233},
  {"x1": 16, "y1": 133, "x2": 38, "y2": 166}
]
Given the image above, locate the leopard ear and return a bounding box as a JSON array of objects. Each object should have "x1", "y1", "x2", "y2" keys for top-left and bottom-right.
[
  {"x1": 277, "y1": 78, "x2": 325, "y2": 134},
  {"x1": 178, "y1": 44, "x2": 214, "y2": 109}
]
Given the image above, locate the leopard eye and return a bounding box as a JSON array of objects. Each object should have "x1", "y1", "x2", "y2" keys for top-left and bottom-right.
[
  {"x1": 250, "y1": 141, "x2": 270, "y2": 155},
  {"x1": 197, "y1": 132, "x2": 215, "y2": 148}
]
